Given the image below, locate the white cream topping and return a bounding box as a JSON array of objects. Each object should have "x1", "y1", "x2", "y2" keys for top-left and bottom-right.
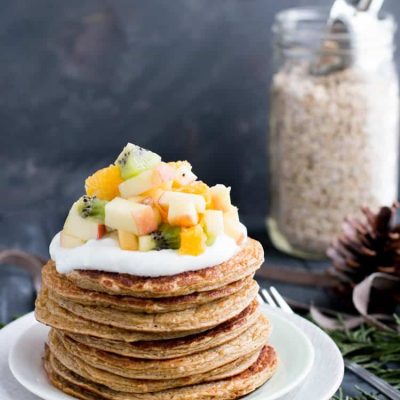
[{"x1": 50, "y1": 229, "x2": 246, "y2": 277}]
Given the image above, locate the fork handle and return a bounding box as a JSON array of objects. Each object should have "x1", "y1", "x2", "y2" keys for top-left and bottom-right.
[{"x1": 344, "y1": 360, "x2": 400, "y2": 399}]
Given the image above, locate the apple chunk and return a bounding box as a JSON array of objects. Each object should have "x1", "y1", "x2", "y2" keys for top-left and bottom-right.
[
  {"x1": 210, "y1": 184, "x2": 232, "y2": 211},
  {"x1": 60, "y1": 231, "x2": 86, "y2": 248},
  {"x1": 203, "y1": 210, "x2": 224, "y2": 242},
  {"x1": 223, "y1": 214, "x2": 246, "y2": 245},
  {"x1": 167, "y1": 198, "x2": 199, "y2": 227},
  {"x1": 224, "y1": 205, "x2": 240, "y2": 222},
  {"x1": 159, "y1": 191, "x2": 206, "y2": 213},
  {"x1": 63, "y1": 201, "x2": 101, "y2": 241},
  {"x1": 119, "y1": 163, "x2": 175, "y2": 198},
  {"x1": 105, "y1": 197, "x2": 158, "y2": 235}
]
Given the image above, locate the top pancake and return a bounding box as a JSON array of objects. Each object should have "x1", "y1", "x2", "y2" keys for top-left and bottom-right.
[
  {"x1": 63, "y1": 238, "x2": 263, "y2": 298},
  {"x1": 42, "y1": 261, "x2": 252, "y2": 314}
]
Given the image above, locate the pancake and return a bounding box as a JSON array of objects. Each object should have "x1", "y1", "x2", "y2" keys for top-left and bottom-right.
[
  {"x1": 64, "y1": 238, "x2": 263, "y2": 298},
  {"x1": 65, "y1": 300, "x2": 261, "y2": 359},
  {"x1": 35, "y1": 292, "x2": 208, "y2": 342},
  {"x1": 46, "y1": 278, "x2": 258, "y2": 332},
  {"x1": 49, "y1": 315, "x2": 270, "y2": 380},
  {"x1": 42, "y1": 261, "x2": 252, "y2": 313},
  {"x1": 44, "y1": 344, "x2": 278, "y2": 400},
  {"x1": 47, "y1": 341, "x2": 261, "y2": 393}
]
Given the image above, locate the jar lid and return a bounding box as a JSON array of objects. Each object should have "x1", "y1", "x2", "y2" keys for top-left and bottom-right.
[{"x1": 273, "y1": 6, "x2": 396, "y2": 52}]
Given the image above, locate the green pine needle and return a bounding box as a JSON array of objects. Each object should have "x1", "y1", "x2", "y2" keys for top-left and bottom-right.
[
  {"x1": 328, "y1": 317, "x2": 400, "y2": 389},
  {"x1": 326, "y1": 315, "x2": 400, "y2": 399},
  {"x1": 333, "y1": 387, "x2": 383, "y2": 400}
]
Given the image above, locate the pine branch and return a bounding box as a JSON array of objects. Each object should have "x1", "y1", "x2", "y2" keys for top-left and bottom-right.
[
  {"x1": 333, "y1": 387, "x2": 383, "y2": 400},
  {"x1": 328, "y1": 317, "x2": 400, "y2": 389}
]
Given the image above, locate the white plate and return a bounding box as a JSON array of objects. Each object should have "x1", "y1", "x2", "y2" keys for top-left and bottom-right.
[{"x1": 3, "y1": 305, "x2": 343, "y2": 400}]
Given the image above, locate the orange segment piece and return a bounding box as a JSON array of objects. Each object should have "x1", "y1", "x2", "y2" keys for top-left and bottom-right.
[
  {"x1": 85, "y1": 165, "x2": 123, "y2": 201},
  {"x1": 179, "y1": 225, "x2": 207, "y2": 256}
]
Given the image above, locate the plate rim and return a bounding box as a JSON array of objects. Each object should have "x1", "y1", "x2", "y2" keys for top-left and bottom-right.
[
  {"x1": 245, "y1": 305, "x2": 315, "y2": 400},
  {"x1": 261, "y1": 304, "x2": 344, "y2": 400},
  {"x1": 8, "y1": 318, "x2": 76, "y2": 400},
  {"x1": 6, "y1": 308, "x2": 343, "y2": 400}
]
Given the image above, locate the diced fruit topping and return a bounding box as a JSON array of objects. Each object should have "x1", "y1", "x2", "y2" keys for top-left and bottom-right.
[
  {"x1": 105, "y1": 197, "x2": 158, "y2": 236},
  {"x1": 118, "y1": 230, "x2": 138, "y2": 251},
  {"x1": 76, "y1": 195, "x2": 107, "y2": 223},
  {"x1": 171, "y1": 161, "x2": 197, "y2": 186},
  {"x1": 138, "y1": 225, "x2": 181, "y2": 251},
  {"x1": 63, "y1": 201, "x2": 104, "y2": 242},
  {"x1": 176, "y1": 182, "x2": 212, "y2": 208},
  {"x1": 158, "y1": 191, "x2": 207, "y2": 227},
  {"x1": 167, "y1": 199, "x2": 199, "y2": 227},
  {"x1": 85, "y1": 165, "x2": 123, "y2": 201},
  {"x1": 224, "y1": 205, "x2": 240, "y2": 222},
  {"x1": 119, "y1": 163, "x2": 175, "y2": 198},
  {"x1": 210, "y1": 184, "x2": 232, "y2": 211},
  {"x1": 119, "y1": 170, "x2": 156, "y2": 198},
  {"x1": 60, "y1": 143, "x2": 246, "y2": 253},
  {"x1": 60, "y1": 231, "x2": 86, "y2": 248},
  {"x1": 179, "y1": 225, "x2": 207, "y2": 256},
  {"x1": 151, "y1": 224, "x2": 181, "y2": 250},
  {"x1": 116, "y1": 143, "x2": 161, "y2": 180},
  {"x1": 138, "y1": 235, "x2": 157, "y2": 251},
  {"x1": 203, "y1": 210, "x2": 224, "y2": 245},
  {"x1": 159, "y1": 191, "x2": 206, "y2": 213},
  {"x1": 223, "y1": 212, "x2": 246, "y2": 245},
  {"x1": 97, "y1": 224, "x2": 107, "y2": 239}
]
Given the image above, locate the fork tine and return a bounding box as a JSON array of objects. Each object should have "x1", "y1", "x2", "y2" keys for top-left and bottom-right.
[
  {"x1": 261, "y1": 288, "x2": 278, "y2": 308},
  {"x1": 256, "y1": 293, "x2": 264, "y2": 304},
  {"x1": 270, "y1": 286, "x2": 295, "y2": 314}
]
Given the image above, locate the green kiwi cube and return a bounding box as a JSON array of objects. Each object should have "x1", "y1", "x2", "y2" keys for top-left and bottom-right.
[
  {"x1": 116, "y1": 143, "x2": 161, "y2": 180},
  {"x1": 77, "y1": 196, "x2": 107, "y2": 223}
]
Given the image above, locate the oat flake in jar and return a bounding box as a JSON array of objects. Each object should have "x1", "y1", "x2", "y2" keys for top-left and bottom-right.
[{"x1": 267, "y1": 7, "x2": 399, "y2": 258}]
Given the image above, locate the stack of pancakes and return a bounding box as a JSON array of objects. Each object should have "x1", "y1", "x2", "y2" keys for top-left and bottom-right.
[{"x1": 35, "y1": 238, "x2": 278, "y2": 400}]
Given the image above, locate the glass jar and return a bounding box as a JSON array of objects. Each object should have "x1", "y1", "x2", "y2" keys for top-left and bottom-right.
[{"x1": 268, "y1": 7, "x2": 399, "y2": 258}]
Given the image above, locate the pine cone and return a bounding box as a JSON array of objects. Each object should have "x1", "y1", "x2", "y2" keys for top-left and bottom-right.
[{"x1": 327, "y1": 204, "x2": 400, "y2": 296}]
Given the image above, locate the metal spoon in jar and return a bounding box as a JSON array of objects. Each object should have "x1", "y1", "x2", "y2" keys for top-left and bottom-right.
[{"x1": 310, "y1": 0, "x2": 385, "y2": 76}]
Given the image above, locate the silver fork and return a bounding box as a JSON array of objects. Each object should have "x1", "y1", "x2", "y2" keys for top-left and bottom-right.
[{"x1": 259, "y1": 287, "x2": 400, "y2": 400}]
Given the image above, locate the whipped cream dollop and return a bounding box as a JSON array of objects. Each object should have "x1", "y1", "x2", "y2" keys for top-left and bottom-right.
[{"x1": 50, "y1": 229, "x2": 246, "y2": 277}]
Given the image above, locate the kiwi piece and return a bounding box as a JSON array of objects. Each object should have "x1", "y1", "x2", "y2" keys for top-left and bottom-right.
[
  {"x1": 77, "y1": 195, "x2": 107, "y2": 223},
  {"x1": 206, "y1": 234, "x2": 216, "y2": 246},
  {"x1": 115, "y1": 143, "x2": 161, "y2": 180},
  {"x1": 151, "y1": 224, "x2": 181, "y2": 250}
]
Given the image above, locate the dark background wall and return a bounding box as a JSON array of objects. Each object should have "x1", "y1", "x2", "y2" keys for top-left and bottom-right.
[{"x1": 2, "y1": 0, "x2": 400, "y2": 257}]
